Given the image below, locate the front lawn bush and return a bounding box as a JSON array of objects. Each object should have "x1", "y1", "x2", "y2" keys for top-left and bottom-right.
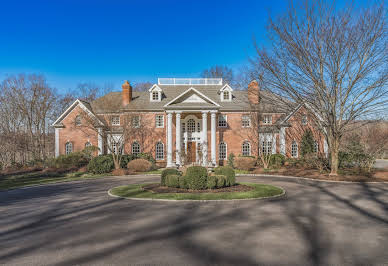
[
  {"x1": 185, "y1": 166, "x2": 208, "y2": 190},
  {"x1": 179, "y1": 175, "x2": 188, "y2": 189},
  {"x1": 216, "y1": 175, "x2": 227, "y2": 188},
  {"x1": 127, "y1": 159, "x2": 152, "y2": 172},
  {"x1": 136, "y1": 152, "x2": 156, "y2": 164},
  {"x1": 119, "y1": 154, "x2": 137, "y2": 169},
  {"x1": 234, "y1": 156, "x2": 256, "y2": 171},
  {"x1": 55, "y1": 152, "x2": 89, "y2": 169},
  {"x1": 161, "y1": 168, "x2": 181, "y2": 186},
  {"x1": 269, "y1": 154, "x2": 286, "y2": 168},
  {"x1": 214, "y1": 166, "x2": 235, "y2": 186},
  {"x1": 227, "y1": 153, "x2": 235, "y2": 168},
  {"x1": 88, "y1": 155, "x2": 114, "y2": 174},
  {"x1": 207, "y1": 175, "x2": 217, "y2": 189},
  {"x1": 166, "y1": 174, "x2": 180, "y2": 188}
]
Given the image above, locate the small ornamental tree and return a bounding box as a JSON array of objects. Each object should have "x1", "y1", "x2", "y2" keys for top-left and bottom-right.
[{"x1": 301, "y1": 130, "x2": 315, "y2": 157}]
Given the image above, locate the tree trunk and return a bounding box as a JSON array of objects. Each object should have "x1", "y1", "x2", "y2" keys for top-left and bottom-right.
[{"x1": 329, "y1": 137, "x2": 340, "y2": 176}]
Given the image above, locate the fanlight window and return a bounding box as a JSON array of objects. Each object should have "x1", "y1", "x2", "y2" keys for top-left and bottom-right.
[
  {"x1": 85, "y1": 142, "x2": 92, "y2": 148},
  {"x1": 155, "y1": 142, "x2": 164, "y2": 160},
  {"x1": 187, "y1": 119, "x2": 196, "y2": 133},
  {"x1": 65, "y1": 142, "x2": 73, "y2": 155},
  {"x1": 242, "y1": 141, "x2": 251, "y2": 156},
  {"x1": 132, "y1": 142, "x2": 141, "y2": 155}
]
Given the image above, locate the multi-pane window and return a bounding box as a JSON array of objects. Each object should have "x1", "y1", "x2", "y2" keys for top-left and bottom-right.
[
  {"x1": 197, "y1": 122, "x2": 201, "y2": 133},
  {"x1": 219, "y1": 142, "x2": 227, "y2": 160},
  {"x1": 182, "y1": 123, "x2": 186, "y2": 133},
  {"x1": 242, "y1": 141, "x2": 251, "y2": 156},
  {"x1": 85, "y1": 142, "x2": 92, "y2": 148},
  {"x1": 262, "y1": 141, "x2": 272, "y2": 155},
  {"x1": 65, "y1": 142, "x2": 72, "y2": 155},
  {"x1": 223, "y1": 91, "x2": 230, "y2": 101},
  {"x1": 218, "y1": 114, "x2": 227, "y2": 127},
  {"x1": 132, "y1": 142, "x2": 140, "y2": 155},
  {"x1": 291, "y1": 141, "x2": 298, "y2": 158},
  {"x1": 263, "y1": 115, "x2": 272, "y2": 124},
  {"x1": 112, "y1": 142, "x2": 122, "y2": 154},
  {"x1": 313, "y1": 141, "x2": 319, "y2": 153},
  {"x1": 132, "y1": 116, "x2": 140, "y2": 128},
  {"x1": 187, "y1": 119, "x2": 196, "y2": 132},
  {"x1": 112, "y1": 116, "x2": 120, "y2": 126},
  {"x1": 155, "y1": 142, "x2": 164, "y2": 160},
  {"x1": 152, "y1": 91, "x2": 159, "y2": 101},
  {"x1": 155, "y1": 115, "x2": 164, "y2": 128},
  {"x1": 242, "y1": 115, "x2": 251, "y2": 128},
  {"x1": 75, "y1": 115, "x2": 82, "y2": 126},
  {"x1": 301, "y1": 115, "x2": 308, "y2": 125}
]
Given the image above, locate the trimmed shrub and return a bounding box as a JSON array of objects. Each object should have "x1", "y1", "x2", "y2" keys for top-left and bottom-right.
[
  {"x1": 269, "y1": 154, "x2": 286, "y2": 168},
  {"x1": 161, "y1": 168, "x2": 181, "y2": 186},
  {"x1": 207, "y1": 175, "x2": 218, "y2": 189},
  {"x1": 55, "y1": 152, "x2": 89, "y2": 169},
  {"x1": 185, "y1": 166, "x2": 208, "y2": 190},
  {"x1": 166, "y1": 174, "x2": 180, "y2": 188},
  {"x1": 127, "y1": 159, "x2": 152, "y2": 172},
  {"x1": 88, "y1": 155, "x2": 114, "y2": 174},
  {"x1": 178, "y1": 175, "x2": 188, "y2": 189},
  {"x1": 227, "y1": 153, "x2": 235, "y2": 168},
  {"x1": 136, "y1": 152, "x2": 156, "y2": 164},
  {"x1": 216, "y1": 175, "x2": 227, "y2": 188},
  {"x1": 119, "y1": 154, "x2": 137, "y2": 169},
  {"x1": 234, "y1": 156, "x2": 256, "y2": 171},
  {"x1": 214, "y1": 166, "x2": 235, "y2": 186}
]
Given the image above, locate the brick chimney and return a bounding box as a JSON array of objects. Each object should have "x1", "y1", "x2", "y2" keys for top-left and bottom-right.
[
  {"x1": 248, "y1": 80, "x2": 260, "y2": 104},
  {"x1": 122, "y1": 80, "x2": 132, "y2": 106}
]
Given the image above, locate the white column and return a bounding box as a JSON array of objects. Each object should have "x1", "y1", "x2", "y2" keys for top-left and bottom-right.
[
  {"x1": 279, "y1": 127, "x2": 286, "y2": 155},
  {"x1": 98, "y1": 128, "x2": 104, "y2": 155},
  {"x1": 55, "y1": 128, "x2": 60, "y2": 157},
  {"x1": 324, "y1": 138, "x2": 329, "y2": 158},
  {"x1": 210, "y1": 111, "x2": 217, "y2": 166},
  {"x1": 175, "y1": 112, "x2": 182, "y2": 166},
  {"x1": 167, "y1": 111, "x2": 174, "y2": 167},
  {"x1": 202, "y1": 111, "x2": 208, "y2": 166}
]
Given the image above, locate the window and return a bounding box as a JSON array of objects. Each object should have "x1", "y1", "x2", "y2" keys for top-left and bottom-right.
[
  {"x1": 155, "y1": 115, "x2": 164, "y2": 128},
  {"x1": 152, "y1": 91, "x2": 159, "y2": 101},
  {"x1": 112, "y1": 116, "x2": 120, "y2": 126},
  {"x1": 182, "y1": 123, "x2": 186, "y2": 133},
  {"x1": 197, "y1": 122, "x2": 201, "y2": 133},
  {"x1": 65, "y1": 142, "x2": 72, "y2": 155},
  {"x1": 132, "y1": 142, "x2": 140, "y2": 155},
  {"x1": 262, "y1": 141, "x2": 272, "y2": 155},
  {"x1": 263, "y1": 115, "x2": 272, "y2": 124},
  {"x1": 301, "y1": 115, "x2": 308, "y2": 125},
  {"x1": 75, "y1": 115, "x2": 82, "y2": 126},
  {"x1": 187, "y1": 119, "x2": 196, "y2": 132},
  {"x1": 132, "y1": 116, "x2": 140, "y2": 128},
  {"x1": 223, "y1": 91, "x2": 230, "y2": 101},
  {"x1": 112, "y1": 142, "x2": 122, "y2": 154},
  {"x1": 85, "y1": 142, "x2": 92, "y2": 148},
  {"x1": 218, "y1": 114, "x2": 227, "y2": 127},
  {"x1": 219, "y1": 142, "x2": 227, "y2": 160},
  {"x1": 314, "y1": 141, "x2": 319, "y2": 153},
  {"x1": 155, "y1": 142, "x2": 164, "y2": 160},
  {"x1": 242, "y1": 115, "x2": 251, "y2": 128},
  {"x1": 242, "y1": 141, "x2": 251, "y2": 156},
  {"x1": 291, "y1": 141, "x2": 298, "y2": 158}
]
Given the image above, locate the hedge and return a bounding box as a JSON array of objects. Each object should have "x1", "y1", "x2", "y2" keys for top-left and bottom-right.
[
  {"x1": 185, "y1": 166, "x2": 208, "y2": 190},
  {"x1": 161, "y1": 168, "x2": 181, "y2": 186},
  {"x1": 214, "y1": 166, "x2": 235, "y2": 186},
  {"x1": 87, "y1": 155, "x2": 114, "y2": 174}
]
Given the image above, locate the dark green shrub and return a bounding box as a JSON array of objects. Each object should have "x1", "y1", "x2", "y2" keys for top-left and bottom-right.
[
  {"x1": 136, "y1": 152, "x2": 156, "y2": 164},
  {"x1": 55, "y1": 152, "x2": 89, "y2": 168},
  {"x1": 82, "y1": 146, "x2": 99, "y2": 160},
  {"x1": 214, "y1": 166, "x2": 235, "y2": 186},
  {"x1": 0, "y1": 161, "x2": 3, "y2": 171},
  {"x1": 87, "y1": 155, "x2": 114, "y2": 174},
  {"x1": 301, "y1": 130, "x2": 315, "y2": 157},
  {"x1": 166, "y1": 174, "x2": 180, "y2": 188},
  {"x1": 119, "y1": 154, "x2": 137, "y2": 168},
  {"x1": 269, "y1": 154, "x2": 286, "y2": 168},
  {"x1": 207, "y1": 175, "x2": 217, "y2": 189},
  {"x1": 161, "y1": 168, "x2": 181, "y2": 186},
  {"x1": 216, "y1": 175, "x2": 226, "y2": 188},
  {"x1": 227, "y1": 153, "x2": 235, "y2": 168},
  {"x1": 179, "y1": 175, "x2": 188, "y2": 189},
  {"x1": 185, "y1": 166, "x2": 208, "y2": 190}
]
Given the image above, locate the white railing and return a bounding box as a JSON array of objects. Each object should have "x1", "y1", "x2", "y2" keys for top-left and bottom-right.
[{"x1": 158, "y1": 78, "x2": 222, "y2": 85}]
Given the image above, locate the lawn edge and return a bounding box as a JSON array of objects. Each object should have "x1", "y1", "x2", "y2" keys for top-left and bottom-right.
[{"x1": 107, "y1": 183, "x2": 286, "y2": 202}]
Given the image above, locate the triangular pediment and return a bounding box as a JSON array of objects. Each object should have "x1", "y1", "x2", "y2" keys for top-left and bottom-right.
[{"x1": 164, "y1": 87, "x2": 220, "y2": 107}]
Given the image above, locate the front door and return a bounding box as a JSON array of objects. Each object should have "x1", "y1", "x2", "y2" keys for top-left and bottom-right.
[{"x1": 187, "y1": 142, "x2": 196, "y2": 163}]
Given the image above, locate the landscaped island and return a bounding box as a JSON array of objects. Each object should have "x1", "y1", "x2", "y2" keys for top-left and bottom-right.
[{"x1": 109, "y1": 166, "x2": 284, "y2": 201}]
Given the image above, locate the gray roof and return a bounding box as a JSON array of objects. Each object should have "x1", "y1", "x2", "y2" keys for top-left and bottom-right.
[{"x1": 90, "y1": 84, "x2": 291, "y2": 114}]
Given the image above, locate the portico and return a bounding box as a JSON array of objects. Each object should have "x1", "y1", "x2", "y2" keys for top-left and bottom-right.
[{"x1": 166, "y1": 110, "x2": 218, "y2": 167}]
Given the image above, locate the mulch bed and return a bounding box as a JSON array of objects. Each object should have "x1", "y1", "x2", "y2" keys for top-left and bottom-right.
[{"x1": 143, "y1": 183, "x2": 254, "y2": 194}]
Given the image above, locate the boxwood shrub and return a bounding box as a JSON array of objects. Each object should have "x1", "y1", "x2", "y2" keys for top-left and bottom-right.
[
  {"x1": 214, "y1": 166, "x2": 235, "y2": 186},
  {"x1": 87, "y1": 155, "x2": 114, "y2": 174},
  {"x1": 166, "y1": 174, "x2": 180, "y2": 188},
  {"x1": 207, "y1": 175, "x2": 217, "y2": 189},
  {"x1": 161, "y1": 168, "x2": 181, "y2": 186},
  {"x1": 185, "y1": 166, "x2": 208, "y2": 190},
  {"x1": 216, "y1": 175, "x2": 227, "y2": 188}
]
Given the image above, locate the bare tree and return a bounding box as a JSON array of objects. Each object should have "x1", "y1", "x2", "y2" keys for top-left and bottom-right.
[
  {"x1": 201, "y1": 65, "x2": 235, "y2": 85},
  {"x1": 133, "y1": 82, "x2": 153, "y2": 92},
  {"x1": 252, "y1": 1, "x2": 388, "y2": 175}
]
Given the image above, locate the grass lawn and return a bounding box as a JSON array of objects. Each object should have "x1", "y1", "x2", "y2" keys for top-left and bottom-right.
[
  {"x1": 0, "y1": 171, "x2": 109, "y2": 190},
  {"x1": 110, "y1": 182, "x2": 284, "y2": 200}
]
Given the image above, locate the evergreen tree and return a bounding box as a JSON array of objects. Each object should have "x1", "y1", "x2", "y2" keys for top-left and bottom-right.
[{"x1": 301, "y1": 130, "x2": 315, "y2": 157}]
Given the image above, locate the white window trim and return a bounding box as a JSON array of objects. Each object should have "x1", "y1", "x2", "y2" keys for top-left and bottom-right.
[
  {"x1": 263, "y1": 115, "x2": 272, "y2": 125},
  {"x1": 218, "y1": 114, "x2": 228, "y2": 128},
  {"x1": 112, "y1": 116, "x2": 120, "y2": 126},
  {"x1": 65, "y1": 142, "x2": 73, "y2": 155},
  {"x1": 155, "y1": 142, "x2": 164, "y2": 160},
  {"x1": 219, "y1": 84, "x2": 233, "y2": 102},
  {"x1": 242, "y1": 141, "x2": 251, "y2": 156},
  {"x1": 132, "y1": 141, "x2": 141, "y2": 155},
  {"x1": 132, "y1": 115, "x2": 141, "y2": 128},
  {"x1": 241, "y1": 115, "x2": 251, "y2": 128},
  {"x1": 155, "y1": 115, "x2": 164, "y2": 128},
  {"x1": 219, "y1": 142, "x2": 227, "y2": 160},
  {"x1": 149, "y1": 84, "x2": 162, "y2": 102},
  {"x1": 291, "y1": 141, "x2": 298, "y2": 158}
]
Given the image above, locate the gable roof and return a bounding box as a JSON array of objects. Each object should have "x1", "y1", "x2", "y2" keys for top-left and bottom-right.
[{"x1": 164, "y1": 87, "x2": 220, "y2": 108}]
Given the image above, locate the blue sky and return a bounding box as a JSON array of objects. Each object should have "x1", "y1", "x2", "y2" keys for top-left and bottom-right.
[{"x1": 0, "y1": 0, "x2": 372, "y2": 93}]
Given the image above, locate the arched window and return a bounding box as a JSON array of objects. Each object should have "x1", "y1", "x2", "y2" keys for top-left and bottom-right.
[
  {"x1": 75, "y1": 115, "x2": 82, "y2": 126},
  {"x1": 187, "y1": 119, "x2": 196, "y2": 133},
  {"x1": 219, "y1": 142, "x2": 227, "y2": 160},
  {"x1": 85, "y1": 142, "x2": 92, "y2": 148},
  {"x1": 314, "y1": 141, "x2": 319, "y2": 153},
  {"x1": 65, "y1": 142, "x2": 73, "y2": 155},
  {"x1": 242, "y1": 141, "x2": 251, "y2": 156},
  {"x1": 155, "y1": 142, "x2": 164, "y2": 160},
  {"x1": 132, "y1": 141, "x2": 140, "y2": 155},
  {"x1": 291, "y1": 141, "x2": 298, "y2": 158}
]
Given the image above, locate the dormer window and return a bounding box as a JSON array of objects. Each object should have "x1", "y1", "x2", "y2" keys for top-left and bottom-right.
[
  {"x1": 220, "y1": 84, "x2": 233, "y2": 102},
  {"x1": 149, "y1": 84, "x2": 162, "y2": 102}
]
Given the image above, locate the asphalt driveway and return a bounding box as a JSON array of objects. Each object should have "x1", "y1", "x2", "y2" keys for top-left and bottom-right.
[{"x1": 0, "y1": 175, "x2": 387, "y2": 266}]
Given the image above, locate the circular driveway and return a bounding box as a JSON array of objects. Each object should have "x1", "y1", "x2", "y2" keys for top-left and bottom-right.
[{"x1": 0, "y1": 175, "x2": 387, "y2": 266}]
